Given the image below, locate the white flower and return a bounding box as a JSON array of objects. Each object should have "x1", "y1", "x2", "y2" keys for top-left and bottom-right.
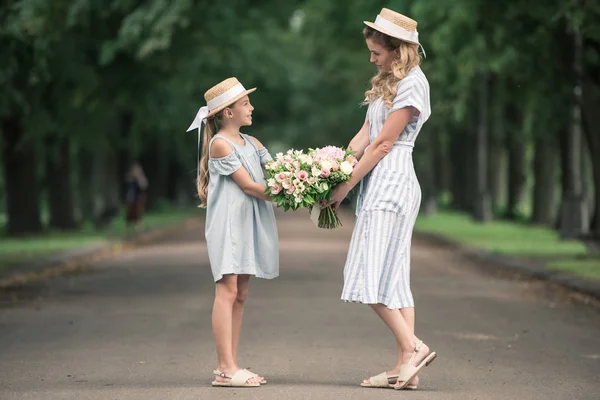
[
  {"x1": 294, "y1": 196, "x2": 303, "y2": 203},
  {"x1": 307, "y1": 177, "x2": 317, "y2": 185},
  {"x1": 276, "y1": 152, "x2": 284, "y2": 161},
  {"x1": 340, "y1": 161, "x2": 353, "y2": 175},
  {"x1": 293, "y1": 179, "x2": 301, "y2": 186},
  {"x1": 311, "y1": 167, "x2": 321, "y2": 177},
  {"x1": 320, "y1": 160, "x2": 332, "y2": 171},
  {"x1": 267, "y1": 178, "x2": 276, "y2": 186},
  {"x1": 282, "y1": 180, "x2": 291, "y2": 189}
]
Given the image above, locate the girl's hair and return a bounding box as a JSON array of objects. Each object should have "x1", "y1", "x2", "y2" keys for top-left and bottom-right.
[
  {"x1": 363, "y1": 26, "x2": 421, "y2": 107},
  {"x1": 197, "y1": 113, "x2": 222, "y2": 208}
]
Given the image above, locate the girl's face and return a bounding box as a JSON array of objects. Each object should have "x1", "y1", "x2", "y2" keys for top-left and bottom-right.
[
  {"x1": 366, "y1": 38, "x2": 397, "y2": 72},
  {"x1": 225, "y1": 95, "x2": 254, "y2": 126}
]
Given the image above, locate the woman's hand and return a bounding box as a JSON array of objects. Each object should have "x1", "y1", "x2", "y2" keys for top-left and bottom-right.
[{"x1": 322, "y1": 182, "x2": 351, "y2": 211}]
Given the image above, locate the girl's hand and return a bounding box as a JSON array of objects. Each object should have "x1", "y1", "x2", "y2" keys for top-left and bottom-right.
[{"x1": 322, "y1": 183, "x2": 351, "y2": 211}]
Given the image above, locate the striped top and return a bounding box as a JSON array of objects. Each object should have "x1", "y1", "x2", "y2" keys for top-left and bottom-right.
[
  {"x1": 366, "y1": 66, "x2": 431, "y2": 148},
  {"x1": 355, "y1": 66, "x2": 431, "y2": 215}
]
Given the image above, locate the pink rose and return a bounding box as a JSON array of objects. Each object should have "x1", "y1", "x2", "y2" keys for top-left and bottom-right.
[
  {"x1": 288, "y1": 184, "x2": 295, "y2": 193},
  {"x1": 331, "y1": 161, "x2": 339, "y2": 171},
  {"x1": 271, "y1": 184, "x2": 282, "y2": 195},
  {"x1": 296, "y1": 170, "x2": 309, "y2": 181},
  {"x1": 320, "y1": 169, "x2": 331, "y2": 178}
]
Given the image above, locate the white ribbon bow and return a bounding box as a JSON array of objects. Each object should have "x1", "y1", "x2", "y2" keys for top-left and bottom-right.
[{"x1": 186, "y1": 106, "x2": 209, "y2": 185}]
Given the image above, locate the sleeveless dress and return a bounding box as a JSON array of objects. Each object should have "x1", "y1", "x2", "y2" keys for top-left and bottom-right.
[
  {"x1": 341, "y1": 67, "x2": 431, "y2": 309},
  {"x1": 205, "y1": 133, "x2": 279, "y2": 282}
]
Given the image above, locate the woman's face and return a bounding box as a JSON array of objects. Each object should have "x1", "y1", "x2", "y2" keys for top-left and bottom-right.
[{"x1": 366, "y1": 38, "x2": 396, "y2": 72}]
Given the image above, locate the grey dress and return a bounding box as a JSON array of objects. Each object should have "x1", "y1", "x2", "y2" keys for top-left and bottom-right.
[{"x1": 205, "y1": 133, "x2": 279, "y2": 282}]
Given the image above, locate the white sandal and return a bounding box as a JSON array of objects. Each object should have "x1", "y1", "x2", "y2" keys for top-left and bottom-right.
[
  {"x1": 211, "y1": 369, "x2": 261, "y2": 387},
  {"x1": 243, "y1": 368, "x2": 267, "y2": 385},
  {"x1": 360, "y1": 371, "x2": 398, "y2": 388},
  {"x1": 394, "y1": 341, "x2": 437, "y2": 390}
]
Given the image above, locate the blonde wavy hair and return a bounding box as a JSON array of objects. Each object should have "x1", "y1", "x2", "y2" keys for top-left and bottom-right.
[
  {"x1": 363, "y1": 26, "x2": 422, "y2": 107},
  {"x1": 196, "y1": 113, "x2": 222, "y2": 208}
]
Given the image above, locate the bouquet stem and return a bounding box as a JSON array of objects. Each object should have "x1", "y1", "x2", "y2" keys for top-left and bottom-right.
[{"x1": 317, "y1": 206, "x2": 342, "y2": 229}]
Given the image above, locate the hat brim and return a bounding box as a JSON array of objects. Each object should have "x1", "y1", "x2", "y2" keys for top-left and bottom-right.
[
  {"x1": 206, "y1": 87, "x2": 257, "y2": 118},
  {"x1": 363, "y1": 21, "x2": 420, "y2": 46}
]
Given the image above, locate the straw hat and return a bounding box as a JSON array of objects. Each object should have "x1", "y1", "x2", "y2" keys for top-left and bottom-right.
[
  {"x1": 186, "y1": 77, "x2": 256, "y2": 132},
  {"x1": 364, "y1": 8, "x2": 425, "y2": 55}
]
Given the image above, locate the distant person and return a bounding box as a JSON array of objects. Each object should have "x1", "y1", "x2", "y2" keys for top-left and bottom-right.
[
  {"x1": 186, "y1": 77, "x2": 278, "y2": 388},
  {"x1": 125, "y1": 163, "x2": 148, "y2": 227},
  {"x1": 323, "y1": 8, "x2": 436, "y2": 390}
]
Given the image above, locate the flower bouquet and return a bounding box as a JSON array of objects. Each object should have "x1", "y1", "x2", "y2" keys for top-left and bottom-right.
[{"x1": 264, "y1": 146, "x2": 357, "y2": 229}]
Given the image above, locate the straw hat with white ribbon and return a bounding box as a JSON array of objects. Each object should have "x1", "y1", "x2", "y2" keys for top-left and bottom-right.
[
  {"x1": 364, "y1": 8, "x2": 426, "y2": 57},
  {"x1": 186, "y1": 77, "x2": 256, "y2": 133}
]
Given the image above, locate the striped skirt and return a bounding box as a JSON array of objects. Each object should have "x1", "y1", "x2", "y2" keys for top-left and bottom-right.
[{"x1": 341, "y1": 147, "x2": 421, "y2": 309}]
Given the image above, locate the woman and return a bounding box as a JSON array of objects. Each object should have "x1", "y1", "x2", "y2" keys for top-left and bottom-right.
[
  {"x1": 324, "y1": 8, "x2": 436, "y2": 390},
  {"x1": 125, "y1": 163, "x2": 148, "y2": 227}
]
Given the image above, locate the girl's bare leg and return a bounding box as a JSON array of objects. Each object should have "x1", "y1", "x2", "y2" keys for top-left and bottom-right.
[{"x1": 212, "y1": 274, "x2": 260, "y2": 384}]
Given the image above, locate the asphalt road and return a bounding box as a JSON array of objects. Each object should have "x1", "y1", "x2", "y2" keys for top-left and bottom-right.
[{"x1": 1, "y1": 209, "x2": 599, "y2": 400}]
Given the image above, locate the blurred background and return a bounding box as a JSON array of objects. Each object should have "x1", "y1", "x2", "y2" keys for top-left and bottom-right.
[{"x1": 1, "y1": 0, "x2": 599, "y2": 260}]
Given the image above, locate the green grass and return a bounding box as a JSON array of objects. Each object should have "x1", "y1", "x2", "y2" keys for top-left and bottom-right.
[
  {"x1": 546, "y1": 259, "x2": 600, "y2": 280},
  {"x1": 0, "y1": 208, "x2": 199, "y2": 271},
  {"x1": 416, "y1": 211, "x2": 588, "y2": 257},
  {"x1": 416, "y1": 211, "x2": 598, "y2": 281}
]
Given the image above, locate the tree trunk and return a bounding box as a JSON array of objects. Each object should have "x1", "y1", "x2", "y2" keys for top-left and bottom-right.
[
  {"x1": 581, "y1": 78, "x2": 600, "y2": 234},
  {"x1": 78, "y1": 147, "x2": 96, "y2": 222},
  {"x1": 559, "y1": 30, "x2": 589, "y2": 238},
  {"x1": 531, "y1": 134, "x2": 557, "y2": 225},
  {"x1": 488, "y1": 79, "x2": 506, "y2": 212},
  {"x1": 449, "y1": 126, "x2": 475, "y2": 212},
  {"x1": 141, "y1": 136, "x2": 169, "y2": 210},
  {"x1": 473, "y1": 72, "x2": 492, "y2": 222},
  {"x1": 117, "y1": 110, "x2": 133, "y2": 202},
  {"x1": 505, "y1": 106, "x2": 527, "y2": 220},
  {"x1": 1, "y1": 115, "x2": 43, "y2": 235},
  {"x1": 45, "y1": 135, "x2": 78, "y2": 230},
  {"x1": 433, "y1": 128, "x2": 449, "y2": 196}
]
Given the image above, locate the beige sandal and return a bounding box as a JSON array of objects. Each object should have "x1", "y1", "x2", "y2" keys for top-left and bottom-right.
[
  {"x1": 360, "y1": 372, "x2": 398, "y2": 388},
  {"x1": 394, "y1": 340, "x2": 437, "y2": 390},
  {"x1": 211, "y1": 369, "x2": 261, "y2": 387},
  {"x1": 360, "y1": 372, "x2": 419, "y2": 389},
  {"x1": 243, "y1": 368, "x2": 267, "y2": 385}
]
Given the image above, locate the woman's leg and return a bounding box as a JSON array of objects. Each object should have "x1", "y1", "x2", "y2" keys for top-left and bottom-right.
[
  {"x1": 399, "y1": 307, "x2": 420, "y2": 386},
  {"x1": 363, "y1": 305, "x2": 429, "y2": 384},
  {"x1": 212, "y1": 274, "x2": 260, "y2": 384}
]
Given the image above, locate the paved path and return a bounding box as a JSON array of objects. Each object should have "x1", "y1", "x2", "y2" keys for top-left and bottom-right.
[{"x1": 1, "y1": 209, "x2": 599, "y2": 400}]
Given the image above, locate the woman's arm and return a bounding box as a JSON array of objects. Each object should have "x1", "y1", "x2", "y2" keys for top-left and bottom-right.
[
  {"x1": 211, "y1": 138, "x2": 270, "y2": 201},
  {"x1": 347, "y1": 120, "x2": 370, "y2": 160},
  {"x1": 324, "y1": 107, "x2": 417, "y2": 209}
]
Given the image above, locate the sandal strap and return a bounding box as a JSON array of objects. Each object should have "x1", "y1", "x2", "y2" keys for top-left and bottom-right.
[
  {"x1": 408, "y1": 340, "x2": 425, "y2": 365},
  {"x1": 368, "y1": 372, "x2": 397, "y2": 387},
  {"x1": 230, "y1": 369, "x2": 257, "y2": 386},
  {"x1": 213, "y1": 369, "x2": 232, "y2": 379}
]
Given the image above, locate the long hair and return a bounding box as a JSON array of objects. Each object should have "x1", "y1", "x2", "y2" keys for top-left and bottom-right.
[
  {"x1": 197, "y1": 115, "x2": 221, "y2": 208},
  {"x1": 363, "y1": 26, "x2": 422, "y2": 107}
]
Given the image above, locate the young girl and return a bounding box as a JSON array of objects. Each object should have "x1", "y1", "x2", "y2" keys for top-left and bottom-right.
[{"x1": 186, "y1": 77, "x2": 278, "y2": 388}]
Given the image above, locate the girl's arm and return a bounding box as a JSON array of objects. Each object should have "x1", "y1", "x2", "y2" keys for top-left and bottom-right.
[
  {"x1": 211, "y1": 138, "x2": 270, "y2": 201},
  {"x1": 347, "y1": 120, "x2": 370, "y2": 160}
]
